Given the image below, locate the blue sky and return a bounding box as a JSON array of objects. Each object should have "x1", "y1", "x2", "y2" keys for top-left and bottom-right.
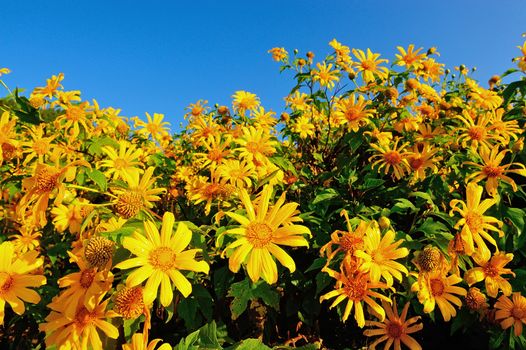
[{"x1": 2, "y1": 1, "x2": 525, "y2": 130}]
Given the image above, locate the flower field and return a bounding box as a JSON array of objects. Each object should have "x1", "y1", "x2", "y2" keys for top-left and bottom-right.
[{"x1": 0, "y1": 39, "x2": 526, "y2": 349}]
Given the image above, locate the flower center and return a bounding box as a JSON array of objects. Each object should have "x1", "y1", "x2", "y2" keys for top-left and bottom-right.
[
  {"x1": 66, "y1": 106, "x2": 84, "y2": 121},
  {"x1": 2, "y1": 143, "x2": 16, "y2": 160},
  {"x1": 429, "y1": 278, "x2": 445, "y2": 296},
  {"x1": 482, "y1": 165, "x2": 503, "y2": 178},
  {"x1": 345, "y1": 108, "x2": 362, "y2": 121},
  {"x1": 0, "y1": 272, "x2": 14, "y2": 294},
  {"x1": 483, "y1": 263, "x2": 499, "y2": 277},
  {"x1": 113, "y1": 158, "x2": 129, "y2": 169},
  {"x1": 149, "y1": 247, "x2": 177, "y2": 271},
  {"x1": 361, "y1": 60, "x2": 377, "y2": 71},
  {"x1": 383, "y1": 151, "x2": 402, "y2": 165},
  {"x1": 114, "y1": 286, "x2": 145, "y2": 319},
  {"x1": 33, "y1": 140, "x2": 49, "y2": 155},
  {"x1": 246, "y1": 222, "x2": 274, "y2": 248},
  {"x1": 418, "y1": 246, "x2": 442, "y2": 272},
  {"x1": 386, "y1": 321, "x2": 403, "y2": 339},
  {"x1": 340, "y1": 232, "x2": 363, "y2": 253},
  {"x1": 85, "y1": 236, "x2": 115, "y2": 269},
  {"x1": 343, "y1": 275, "x2": 368, "y2": 301},
  {"x1": 35, "y1": 167, "x2": 59, "y2": 193},
  {"x1": 467, "y1": 126, "x2": 485, "y2": 141},
  {"x1": 79, "y1": 269, "x2": 96, "y2": 289},
  {"x1": 115, "y1": 191, "x2": 143, "y2": 218},
  {"x1": 245, "y1": 141, "x2": 263, "y2": 155},
  {"x1": 208, "y1": 149, "x2": 226, "y2": 162},
  {"x1": 74, "y1": 307, "x2": 95, "y2": 328},
  {"x1": 465, "y1": 212, "x2": 484, "y2": 233},
  {"x1": 409, "y1": 157, "x2": 425, "y2": 170}
]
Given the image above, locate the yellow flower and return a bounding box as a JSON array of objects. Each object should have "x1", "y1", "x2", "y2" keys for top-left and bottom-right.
[
  {"x1": 51, "y1": 199, "x2": 92, "y2": 234},
  {"x1": 48, "y1": 252, "x2": 113, "y2": 318},
  {"x1": 222, "y1": 185, "x2": 310, "y2": 284},
  {"x1": 33, "y1": 73, "x2": 64, "y2": 98},
  {"x1": 395, "y1": 44, "x2": 425, "y2": 70},
  {"x1": 465, "y1": 145, "x2": 526, "y2": 196},
  {"x1": 0, "y1": 111, "x2": 19, "y2": 166},
  {"x1": 267, "y1": 47, "x2": 288, "y2": 62},
  {"x1": 291, "y1": 116, "x2": 315, "y2": 139},
  {"x1": 449, "y1": 182, "x2": 503, "y2": 257},
  {"x1": 18, "y1": 161, "x2": 86, "y2": 227},
  {"x1": 0, "y1": 242, "x2": 46, "y2": 325},
  {"x1": 495, "y1": 292, "x2": 526, "y2": 337},
  {"x1": 100, "y1": 140, "x2": 144, "y2": 181},
  {"x1": 364, "y1": 299, "x2": 423, "y2": 350},
  {"x1": 456, "y1": 109, "x2": 500, "y2": 152},
  {"x1": 320, "y1": 212, "x2": 366, "y2": 268},
  {"x1": 0, "y1": 67, "x2": 11, "y2": 76},
  {"x1": 285, "y1": 91, "x2": 311, "y2": 112},
  {"x1": 488, "y1": 108, "x2": 521, "y2": 143},
  {"x1": 21, "y1": 124, "x2": 56, "y2": 166},
  {"x1": 123, "y1": 332, "x2": 172, "y2": 350},
  {"x1": 134, "y1": 113, "x2": 171, "y2": 142},
  {"x1": 40, "y1": 296, "x2": 118, "y2": 350},
  {"x1": 333, "y1": 94, "x2": 374, "y2": 132},
  {"x1": 235, "y1": 126, "x2": 277, "y2": 165},
  {"x1": 115, "y1": 212, "x2": 209, "y2": 306},
  {"x1": 406, "y1": 143, "x2": 442, "y2": 183},
  {"x1": 355, "y1": 223, "x2": 409, "y2": 286},
  {"x1": 112, "y1": 167, "x2": 166, "y2": 219},
  {"x1": 411, "y1": 269, "x2": 466, "y2": 321},
  {"x1": 469, "y1": 85, "x2": 503, "y2": 110},
  {"x1": 232, "y1": 91, "x2": 260, "y2": 115},
  {"x1": 369, "y1": 138, "x2": 411, "y2": 180},
  {"x1": 56, "y1": 101, "x2": 92, "y2": 140},
  {"x1": 311, "y1": 62, "x2": 340, "y2": 89},
  {"x1": 320, "y1": 264, "x2": 391, "y2": 327},
  {"x1": 193, "y1": 134, "x2": 231, "y2": 170},
  {"x1": 9, "y1": 227, "x2": 41, "y2": 254},
  {"x1": 217, "y1": 159, "x2": 255, "y2": 189},
  {"x1": 464, "y1": 251, "x2": 514, "y2": 298},
  {"x1": 417, "y1": 58, "x2": 444, "y2": 83},
  {"x1": 514, "y1": 41, "x2": 526, "y2": 71},
  {"x1": 352, "y1": 48, "x2": 389, "y2": 83}
]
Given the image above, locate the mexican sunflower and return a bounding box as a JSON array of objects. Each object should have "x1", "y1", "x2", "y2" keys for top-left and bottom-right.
[
  {"x1": 495, "y1": 292, "x2": 526, "y2": 336},
  {"x1": 411, "y1": 269, "x2": 466, "y2": 322},
  {"x1": 0, "y1": 242, "x2": 47, "y2": 325},
  {"x1": 115, "y1": 212, "x2": 209, "y2": 306},
  {"x1": 320, "y1": 263, "x2": 392, "y2": 327},
  {"x1": 464, "y1": 251, "x2": 514, "y2": 298},
  {"x1": 465, "y1": 145, "x2": 526, "y2": 196},
  {"x1": 449, "y1": 182, "x2": 503, "y2": 257},
  {"x1": 222, "y1": 185, "x2": 311, "y2": 284},
  {"x1": 364, "y1": 299, "x2": 423, "y2": 350},
  {"x1": 354, "y1": 224, "x2": 409, "y2": 286}
]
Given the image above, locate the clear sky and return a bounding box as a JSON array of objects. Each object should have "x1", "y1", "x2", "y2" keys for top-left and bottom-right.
[{"x1": 2, "y1": 1, "x2": 525, "y2": 130}]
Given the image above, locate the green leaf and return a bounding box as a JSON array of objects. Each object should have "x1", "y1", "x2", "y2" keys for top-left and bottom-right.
[
  {"x1": 226, "y1": 338, "x2": 271, "y2": 350},
  {"x1": 228, "y1": 279, "x2": 252, "y2": 320},
  {"x1": 86, "y1": 168, "x2": 107, "y2": 192},
  {"x1": 252, "y1": 282, "x2": 280, "y2": 310},
  {"x1": 305, "y1": 257, "x2": 326, "y2": 273},
  {"x1": 227, "y1": 279, "x2": 279, "y2": 320},
  {"x1": 312, "y1": 188, "x2": 338, "y2": 205},
  {"x1": 391, "y1": 198, "x2": 417, "y2": 214}
]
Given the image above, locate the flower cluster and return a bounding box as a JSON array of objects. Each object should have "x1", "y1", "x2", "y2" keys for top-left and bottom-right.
[{"x1": 0, "y1": 37, "x2": 525, "y2": 349}]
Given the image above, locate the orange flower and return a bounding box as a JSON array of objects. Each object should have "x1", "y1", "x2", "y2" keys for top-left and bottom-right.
[
  {"x1": 464, "y1": 251, "x2": 514, "y2": 298},
  {"x1": 364, "y1": 299, "x2": 423, "y2": 350},
  {"x1": 320, "y1": 263, "x2": 391, "y2": 327},
  {"x1": 495, "y1": 292, "x2": 526, "y2": 337},
  {"x1": 465, "y1": 145, "x2": 526, "y2": 197}
]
